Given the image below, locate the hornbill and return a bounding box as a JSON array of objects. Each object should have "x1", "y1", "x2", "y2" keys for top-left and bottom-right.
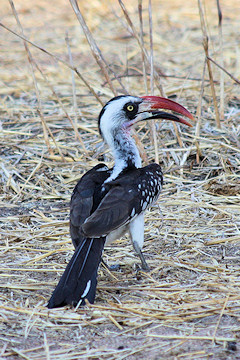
[{"x1": 48, "y1": 95, "x2": 193, "y2": 308}]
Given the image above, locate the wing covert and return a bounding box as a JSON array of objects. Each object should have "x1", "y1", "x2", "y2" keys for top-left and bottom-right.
[{"x1": 82, "y1": 163, "x2": 163, "y2": 238}]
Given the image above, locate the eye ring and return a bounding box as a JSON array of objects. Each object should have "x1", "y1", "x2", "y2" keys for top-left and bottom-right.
[{"x1": 127, "y1": 104, "x2": 134, "y2": 112}]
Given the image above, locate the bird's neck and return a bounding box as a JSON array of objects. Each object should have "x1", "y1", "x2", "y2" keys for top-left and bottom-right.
[{"x1": 106, "y1": 129, "x2": 141, "y2": 182}]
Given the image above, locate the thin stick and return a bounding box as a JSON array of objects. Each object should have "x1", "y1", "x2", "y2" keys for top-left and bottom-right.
[
  {"x1": 148, "y1": 0, "x2": 159, "y2": 163},
  {"x1": 43, "y1": 333, "x2": 50, "y2": 360},
  {"x1": 64, "y1": 32, "x2": 88, "y2": 152},
  {"x1": 0, "y1": 22, "x2": 103, "y2": 105},
  {"x1": 11, "y1": 349, "x2": 32, "y2": 360},
  {"x1": 12, "y1": 156, "x2": 43, "y2": 200},
  {"x1": 195, "y1": 59, "x2": 207, "y2": 164},
  {"x1": 8, "y1": 0, "x2": 64, "y2": 158},
  {"x1": 198, "y1": 0, "x2": 221, "y2": 128},
  {"x1": 37, "y1": 65, "x2": 87, "y2": 153},
  {"x1": 1, "y1": 163, "x2": 20, "y2": 193},
  {"x1": 207, "y1": 56, "x2": 240, "y2": 85},
  {"x1": 69, "y1": 0, "x2": 117, "y2": 96},
  {"x1": 102, "y1": 72, "x2": 219, "y2": 86},
  {"x1": 172, "y1": 123, "x2": 183, "y2": 148},
  {"x1": 118, "y1": 0, "x2": 165, "y2": 96},
  {"x1": 19, "y1": 43, "x2": 88, "y2": 154},
  {"x1": 65, "y1": 32, "x2": 81, "y2": 136},
  {"x1": 147, "y1": 334, "x2": 235, "y2": 342},
  {"x1": 138, "y1": 0, "x2": 148, "y2": 93},
  {"x1": 211, "y1": 294, "x2": 230, "y2": 344},
  {"x1": 217, "y1": 0, "x2": 224, "y2": 120},
  {"x1": 119, "y1": 1, "x2": 184, "y2": 149},
  {"x1": 148, "y1": 0, "x2": 154, "y2": 96}
]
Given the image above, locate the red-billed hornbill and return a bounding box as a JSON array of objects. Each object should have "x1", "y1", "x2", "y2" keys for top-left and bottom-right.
[{"x1": 48, "y1": 95, "x2": 193, "y2": 308}]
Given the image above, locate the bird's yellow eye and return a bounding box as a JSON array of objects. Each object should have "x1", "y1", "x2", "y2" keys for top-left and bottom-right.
[{"x1": 127, "y1": 105, "x2": 134, "y2": 112}]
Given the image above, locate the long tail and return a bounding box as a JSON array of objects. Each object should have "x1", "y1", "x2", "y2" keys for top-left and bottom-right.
[{"x1": 47, "y1": 237, "x2": 105, "y2": 308}]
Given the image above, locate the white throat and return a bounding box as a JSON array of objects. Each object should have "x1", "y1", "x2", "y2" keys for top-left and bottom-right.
[{"x1": 105, "y1": 130, "x2": 141, "y2": 182}]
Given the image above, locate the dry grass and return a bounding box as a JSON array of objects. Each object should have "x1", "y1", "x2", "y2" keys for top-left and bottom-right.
[{"x1": 0, "y1": 0, "x2": 240, "y2": 359}]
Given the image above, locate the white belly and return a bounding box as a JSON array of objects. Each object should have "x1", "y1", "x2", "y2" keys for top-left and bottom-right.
[
  {"x1": 105, "y1": 224, "x2": 128, "y2": 245},
  {"x1": 105, "y1": 213, "x2": 145, "y2": 250}
]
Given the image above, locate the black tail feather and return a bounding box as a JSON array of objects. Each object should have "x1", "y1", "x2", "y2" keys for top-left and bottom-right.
[{"x1": 47, "y1": 237, "x2": 105, "y2": 308}]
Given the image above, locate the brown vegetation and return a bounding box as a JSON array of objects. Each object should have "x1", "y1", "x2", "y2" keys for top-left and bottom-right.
[{"x1": 0, "y1": 0, "x2": 239, "y2": 358}]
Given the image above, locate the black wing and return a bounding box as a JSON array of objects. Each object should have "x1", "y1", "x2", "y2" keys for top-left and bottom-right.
[
  {"x1": 82, "y1": 163, "x2": 163, "y2": 238},
  {"x1": 70, "y1": 163, "x2": 110, "y2": 248}
]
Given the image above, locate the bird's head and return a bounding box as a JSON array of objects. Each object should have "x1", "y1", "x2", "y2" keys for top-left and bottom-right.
[{"x1": 98, "y1": 95, "x2": 194, "y2": 144}]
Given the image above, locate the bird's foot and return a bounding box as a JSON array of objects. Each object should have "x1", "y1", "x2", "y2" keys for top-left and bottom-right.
[
  {"x1": 108, "y1": 264, "x2": 121, "y2": 271},
  {"x1": 134, "y1": 262, "x2": 150, "y2": 273},
  {"x1": 101, "y1": 259, "x2": 121, "y2": 271}
]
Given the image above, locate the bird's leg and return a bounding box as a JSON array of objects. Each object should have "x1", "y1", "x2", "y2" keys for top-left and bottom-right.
[
  {"x1": 132, "y1": 241, "x2": 150, "y2": 271},
  {"x1": 129, "y1": 213, "x2": 150, "y2": 271}
]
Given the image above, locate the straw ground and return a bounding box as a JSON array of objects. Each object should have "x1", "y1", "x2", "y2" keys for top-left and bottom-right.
[{"x1": 0, "y1": 0, "x2": 239, "y2": 359}]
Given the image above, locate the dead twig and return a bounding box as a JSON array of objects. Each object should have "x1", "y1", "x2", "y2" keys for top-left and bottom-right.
[
  {"x1": 69, "y1": 0, "x2": 118, "y2": 96},
  {"x1": 118, "y1": 0, "x2": 165, "y2": 96},
  {"x1": 0, "y1": 22, "x2": 103, "y2": 105},
  {"x1": 9, "y1": 0, "x2": 65, "y2": 158},
  {"x1": 217, "y1": 0, "x2": 224, "y2": 120},
  {"x1": 198, "y1": 0, "x2": 221, "y2": 128},
  {"x1": 207, "y1": 56, "x2": 240, "y2": 85}
]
